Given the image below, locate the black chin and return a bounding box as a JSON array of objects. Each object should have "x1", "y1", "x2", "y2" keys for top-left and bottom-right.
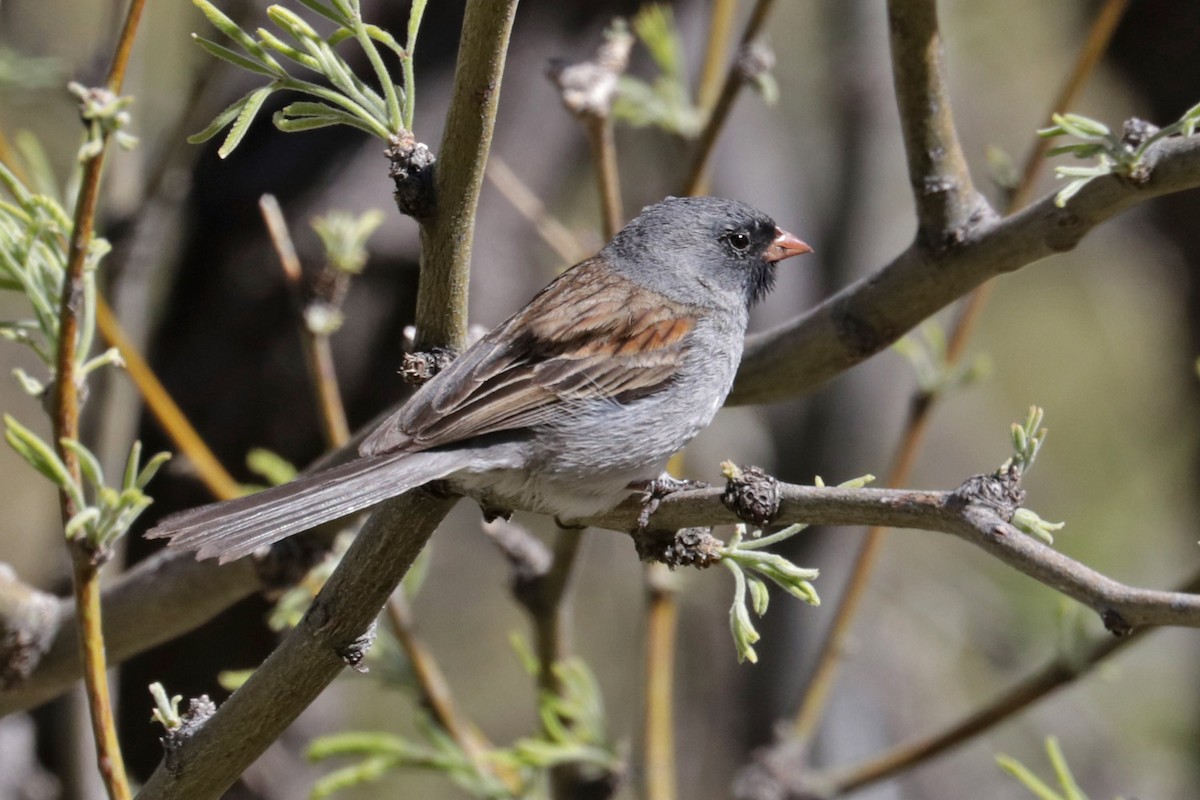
[{"x1": 747, "y1": 261, "x2": 777, "y2": 306}]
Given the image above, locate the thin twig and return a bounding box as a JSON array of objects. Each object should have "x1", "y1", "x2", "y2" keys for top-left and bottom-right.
[
  {"x1": 384, "y1": 594, "x2": 495, "y2": 768},
  {"x1": 886, "y1": 0, "x2": 984, "y2": 240},
  {"x1": 586, "y1": 115, "x2": 623, "y2": 238},
  {"x1": 486, "y1": 156, "x2": 590, "y2": 264},
  {"x1": 696, "y1": 0, "x2": 739, "y2": 112},
  {"x1": 791, "y1": 0, "x2": 1133, "y2": 745},
  {"x1": 259, "y1": 195, "x2": 351, "y2": 448},
  {"x1": 643, "y1": 563, "x2": 679, "y2": 800},
  {"x1": 532, "y1": 533, "x2": 584, "y2": 695},
  {"x1": 548, "y1": 20, "x2": 632, "y2": 238},
  {"x1": 683, "y1": 0, "x2": 778, "y2": 196},
  {"x1": 51, "y1": 1, "x2": 147, "y2": 797},
  {"x1": 582, "y1": 479, "x2": 1200, "y2": 632}
]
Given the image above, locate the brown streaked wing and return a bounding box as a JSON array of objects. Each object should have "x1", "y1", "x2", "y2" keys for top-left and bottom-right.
[{"x1": 359, "y1": 260, "x2": 698, "y2": 456}]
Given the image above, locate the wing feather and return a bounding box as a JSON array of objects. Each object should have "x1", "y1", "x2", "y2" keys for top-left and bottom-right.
[{"x1": 360, "y1": 261, "x2": 697, "y2": 456}]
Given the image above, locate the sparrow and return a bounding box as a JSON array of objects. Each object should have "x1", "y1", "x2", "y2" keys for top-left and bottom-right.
[{"x1": 148, "y1": 196, "x2": 811, "y2": 562}]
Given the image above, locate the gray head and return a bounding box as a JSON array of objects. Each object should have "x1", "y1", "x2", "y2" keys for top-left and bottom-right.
[{"x1": 600, "y1": 196, "x2": 811, "y2": 309}]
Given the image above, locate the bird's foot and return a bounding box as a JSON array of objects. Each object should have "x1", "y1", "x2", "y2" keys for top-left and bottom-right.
[{"x1": 630, "y1": 473, "x2": 710, "y2": 531}]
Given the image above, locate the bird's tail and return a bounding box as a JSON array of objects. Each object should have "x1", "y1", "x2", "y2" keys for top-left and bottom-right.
[{"x1": 146, "y1": 451, "x2": 465, "y2": 563}]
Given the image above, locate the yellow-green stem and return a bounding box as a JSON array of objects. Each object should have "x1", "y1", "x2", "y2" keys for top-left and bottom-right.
[
  {"x1": 51, "y1": 1, "x2": 147, "y2": 796},
  {"x1": 643, "y1": 562, "x2": 679, "y2": 800}
]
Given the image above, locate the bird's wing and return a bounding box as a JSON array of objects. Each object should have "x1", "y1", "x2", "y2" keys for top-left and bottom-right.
[{"x1": 360, "y1": 260, "x2": 698, "y2": 456}]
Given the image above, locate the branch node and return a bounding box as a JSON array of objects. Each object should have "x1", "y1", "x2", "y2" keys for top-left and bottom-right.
[
  {"x1": 337, "y1": 621, "x2": 376, "y2": 673},
  {"x1": 160, "y1": 695, "x2": 217, "y2": 775},
  {"x1": 735, "y1": 40, "x2": 775, "y2": 82},
  {"x1": 387, "y1": 133, "x2": 437, "y2": 221},
  {"x1": 633, "y1": 527, "x2": 723, "y2": 569},
  {"x1": 721, "y1": 462, "x2": 782, "y2": 526},
  {"x1": 949, "y1": 467, "x2": 1025, "y2": 520},
  {"x1": 0, "y1": 567, "x2": 60, "y2": 688},
  {"x1": 547, "y1": 20, "x2": 633, "y2": 120},
  {"x1": 400, "y1": 347, "x2": 459, "y2": 386},
  {"x1": 1101, "y1": 608, "x2": 1133, "y2": 637}
]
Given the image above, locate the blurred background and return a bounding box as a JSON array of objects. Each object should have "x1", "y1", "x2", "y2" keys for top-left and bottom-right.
[{"x1": 1, "y1": 0, "x2": 1198, "y2": 797}]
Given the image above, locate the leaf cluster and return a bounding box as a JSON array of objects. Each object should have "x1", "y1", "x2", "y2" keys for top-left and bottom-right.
[
  {"x1": 189, "y1": 0, "x2": 427, "y2": 156},
  {"x1": 1040, "y1": 105, "x2": 1200, "y2": 206}
]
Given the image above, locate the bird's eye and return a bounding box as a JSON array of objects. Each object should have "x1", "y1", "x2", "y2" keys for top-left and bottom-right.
[{"x1": 724, "y1": 230, "x2": 751, "y2": 253}]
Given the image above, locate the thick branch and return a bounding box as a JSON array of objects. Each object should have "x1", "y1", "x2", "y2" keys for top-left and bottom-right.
[
  {"x1": 887, "y1": 0, "x2": 986, "y2": 241},
  {"x1": 583, "y1": 479, "x2": 1200, "y2": 633},
  {"x1": 729, "y1": 133, "x2": 1200, "y2": 405},
  {"x1": 0, "y1": 552, "x2": 259, "y2": 716},
  {"x1": 136, "y1": 493, "x2": 455, "y2": 800},
  {"x1": 415, "y1": 0, "x2": 519, "y2": 351}
]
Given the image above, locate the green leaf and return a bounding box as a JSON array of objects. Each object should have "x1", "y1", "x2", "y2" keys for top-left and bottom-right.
[
  {"x1": 256, "y1": 28, "x2": 322, "y2": 70},
  {"x1": 997, "y1": 754, "x2": 1065, "y2": 800},
  {"x1": 187, "y1": 90, "x2": 252, "y2": 144},
  {"x1": 1051, "y1": 112, "x2": 1111, "y2": 140},
  {"x1": 363, "y1": 24, "x2": 405, "y2": 58},
  {"x1": 1180, "y1": 100, "x2": 1200, "y2": 137},
  {"x1": 309, "y1": 755, "x2": 401, "y2": 800},
  {"x1": 136, "y1": 451, "x2": 171, "y2": 489},
  {"x1": 245, "y1": 447, "x2": 296, "y2": 486},
  {"x1": 294, "y1": 0, "x2": 350, "y2": 26},
  {"x1": 273, "y1": 108, "x2": 381, "y2": 137},
  {"x1": 191, "y1": 34, "x2": 279, "y2": 78},
  {"x1": 192, "y1": 0, "x2": 279, "y2": 68},
  {"x1": 747, "y1": 574, "x2": 769, "y2": 616},
  {"x1": 219, "y1": 86, "x2": 273, "y2": 158},
  {"x1": 60, "y1": 438, "x2": 104, "y2": 490},
  {"x1": 266, "y1": 5, "x2": 321, "y2": 42},
  {"x1": 122, "y1": 440, "x2": 143, "y2": 491},
  {"x1": 65, "y1": 507, "x2": 99, "y2": 539},
  {"x1": 4, "y1": 414, "x2": 78, "y2": 501}
]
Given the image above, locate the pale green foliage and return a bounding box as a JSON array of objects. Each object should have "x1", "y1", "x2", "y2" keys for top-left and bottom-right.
[
  {"x1": 68, "y1": 82, "x2": 139, "y2": 161},
  {"x1": 1040, "y1": 103, "x2": 1200, "y2": 207},
  {"x1": 1000, "y1": 406, "x2": 1065, "y2": 545},
  {"x1": 311, "y1": 209, "x2": 384, "y2": 274},
  {"x1": 893, "y1": 318, "x2": 990, "y2": 396},
  {"x1": 0, "y1": 165, "x2": 167, "y2": 548},
  {"x1": 612, "y1": 5, "x2": 702, "y2": 136},
  {"x1": 189, "y1": 0, "x2": 427, "y2": 156},
  {"x1": 148, "y1": 683, "x2": 185, "y2": 731},
  {"x1": 996, "y1": 736, "x2": 1119, "y2": 800},
  {"x1": 306, "y1": 646, "x2": 619, "y2": 799},
  {"x1": 718, "y1": 469, "x2": 876, "y2": 663}
]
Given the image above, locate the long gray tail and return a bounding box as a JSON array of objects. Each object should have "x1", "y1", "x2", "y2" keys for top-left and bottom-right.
[{"x1": 146, "y1": 451, "x2": 465, "y2": 563}]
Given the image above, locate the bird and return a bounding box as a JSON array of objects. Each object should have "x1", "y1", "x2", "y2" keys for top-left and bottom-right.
[{"x1": 147, "y1": 196, "x2": 811, "y2": 562}]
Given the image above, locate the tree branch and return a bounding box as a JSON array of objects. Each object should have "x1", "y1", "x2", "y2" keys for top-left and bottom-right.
[
  {"x1": 415, "y1": 0, "x2": 519, "y2": 351},
  {"x1": 136, "y1": 493, "x2": 455, "y2": 800},
  {"x1": 887, "y1": 0, "x2": 987, "y2": 242},
  {"x1": 0, "y1": 552, "x2": 259, "y2": 716},
  {"x1": 581, "y1": 476, "x2": 1200, "y2": 633},
  {"x1": 729, "y1": 132, "x2": 1200, "y2": 406}
]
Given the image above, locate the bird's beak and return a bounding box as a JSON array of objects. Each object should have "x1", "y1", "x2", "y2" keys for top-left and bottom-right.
[{"x1": 764, "y1": 227, "x2": 813, "y2": 263}]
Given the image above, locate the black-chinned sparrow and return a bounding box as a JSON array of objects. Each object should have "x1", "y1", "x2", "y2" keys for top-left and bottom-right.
[{"x1": 148, "y1": 196, "x2": 811, "y2": 561}]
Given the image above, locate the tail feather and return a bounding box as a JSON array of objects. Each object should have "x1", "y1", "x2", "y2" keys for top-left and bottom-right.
[{"x1": 147, "y1": 451, "x2": 466, "y2": 562}]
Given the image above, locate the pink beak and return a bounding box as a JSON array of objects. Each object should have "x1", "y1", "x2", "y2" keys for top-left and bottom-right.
[{"x1": 765, "y1": 227, "x2": 813, "y2": 263}]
